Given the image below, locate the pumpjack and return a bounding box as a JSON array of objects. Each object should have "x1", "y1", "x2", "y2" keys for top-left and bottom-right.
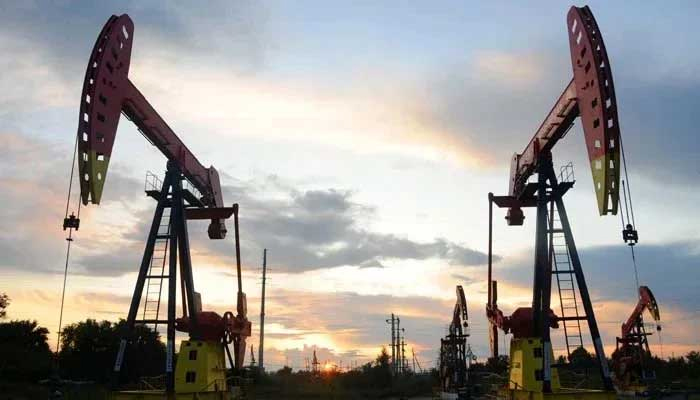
[
  {"x1": 439, "y1": 285, "x2": 474, "y2": 399},
  {"x1": 611, "y1": 286, "x2": 661, "y2": 397},
  {"x1": 72, "y1": 14, "x2": 251, "y2": 398},
  {"x1": 486, "y1": 5, "x2": 632, "y2": 400}
]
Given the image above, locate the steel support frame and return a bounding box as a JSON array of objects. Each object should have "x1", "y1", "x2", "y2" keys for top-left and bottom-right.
[
  {"x1": 440, "y1": 333, "x2": 468, "y2": 393},
  {"x1": 488, "y1": 156, "x2": 613, "y2": 392},
  {"x1": 112, "y1": 161, "x2": 200, "y2": 393}
]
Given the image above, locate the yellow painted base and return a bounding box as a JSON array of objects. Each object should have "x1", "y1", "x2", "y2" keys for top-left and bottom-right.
[
  {"x1": 501, "y1": 338, "x2": 615, "y2": 400},
  {"x1": 509, "y1": 338, "x2": 560, "y2": 392},
  {"x1": 111, "y1": 340, "x2": 241, "y2": 399},
  {"x1": 175, "y1": 340, "x2": 227, "y2": 393}
]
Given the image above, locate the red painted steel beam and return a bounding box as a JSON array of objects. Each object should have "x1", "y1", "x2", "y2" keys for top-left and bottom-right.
[
  {"x1": 507, "y1": 6, "x2": 621, "y2": 223},
  {"x1": 76, "y1": 14, "x2": 227, "y2": 239}
]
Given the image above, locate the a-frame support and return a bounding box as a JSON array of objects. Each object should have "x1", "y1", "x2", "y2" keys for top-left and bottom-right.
[
  {"x1": 113, "y1": 161, "x2": 200, "y2": 394},
  {"x1": 489, "y1": 154, "x2": 613, "y2": 392}
]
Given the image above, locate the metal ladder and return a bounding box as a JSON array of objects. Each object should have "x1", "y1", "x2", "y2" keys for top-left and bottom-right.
[
  {"x1": 548, "y1": 202, "x2": 584, "y2": 358},
  {"x1": 140, "y1": 203, "x2": 172, "y2": 330}
]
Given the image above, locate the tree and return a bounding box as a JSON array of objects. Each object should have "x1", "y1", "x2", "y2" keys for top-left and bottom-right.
[
  {"x1": 375, "y1": 346, "x2": 390, "y2": 368},
  {"x1": 367, "y1": 347, "x2": 392, "y2": 387},
  {"x1": 569, "y1": 346, "x2": 595, "y2": 368},
  {"x1": 0, "y1": 319, "x2": 52, "y2": 380},
  {"x1": 59, "y1": 319, "x2": 165, "y2": 383},
  {"x1": 0, "y1": 293, "x2": 9, "y2": 319},
  {"x1": 276, "y1": 366, "x2": 293, "y2": 376}
]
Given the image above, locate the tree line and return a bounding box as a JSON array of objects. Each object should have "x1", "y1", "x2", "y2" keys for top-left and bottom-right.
[
  {"x1": 0, "y1": 293, "x2": 165, "y2": 384},
  {"x1": 2, "y1": 292, "x2": 700, "y2": 391}
]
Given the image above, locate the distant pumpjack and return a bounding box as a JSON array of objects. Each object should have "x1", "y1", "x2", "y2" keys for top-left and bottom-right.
[
  {"x1": 439, "y1": 285, "x2": 472, "y2": 399},
  {"x1": 612, "y1": 286, "x2": 661, "y2": 396}
]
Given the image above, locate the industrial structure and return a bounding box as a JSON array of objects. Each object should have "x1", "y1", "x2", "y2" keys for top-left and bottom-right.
[
  {"x1": 48, "y1": 3, "x2": 676, "y2": 399},
  {"x1": 386, "y1": 313, "x2": 412, "y2": 375},
  {"x1": 67, "y1": 14, "x2": 251, "y2": 397},
  {"x1": 439, "y1": 285, "x2": 474, "y2": 399},
  {"x1": 612, "y1": 286, "x2": 662, "y2": 396},
  {"x1": 258, "y1": 249, "x2": 268, "y2": 372},
  {"x1": 485, "y1": 5, "x2": 636, "y2": 399},
  {"x1": 312, "y1": 350, "x2": 320, "y2": 376}
]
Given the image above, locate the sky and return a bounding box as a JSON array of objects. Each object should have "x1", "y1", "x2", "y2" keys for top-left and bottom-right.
[{"x1": 1, "y1": 1, "x2": 699, "y2": 372}]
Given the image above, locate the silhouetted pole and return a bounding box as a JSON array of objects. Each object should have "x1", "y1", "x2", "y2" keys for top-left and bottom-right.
[
  {"x1": 258, "y1": 249, "x2": 267, "y2": 370},
  {"x1": 396, "y1": 317, "x2": 401, "y2": 373},
  {"x1": 386, "y1": 314, "x2": 396, "y2": 374}
]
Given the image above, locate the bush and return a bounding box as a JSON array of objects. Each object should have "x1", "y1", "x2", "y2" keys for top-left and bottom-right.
[{"x1": 0, "y1": 320, "x2": 52, "y2": 381}]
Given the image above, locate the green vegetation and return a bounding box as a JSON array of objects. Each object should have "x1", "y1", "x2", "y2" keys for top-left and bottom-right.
[
  {"x1": 58, "y1": 319, "x2": 165, "y2": 383},
  {"x1": 0, "y1": 319, "x2": 52, "y2": 381},
  {"x1": 0, "y1": 295, "x2": 164, "y2": 398},
  {"x1": 0, "y1": 292, "x2": 9, "y2": 319}
]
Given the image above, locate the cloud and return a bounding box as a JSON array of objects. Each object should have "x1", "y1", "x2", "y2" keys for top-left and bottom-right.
[
  {"x1": 495, "y1": 240, "x2": 700, "y2": 309},
  {"x1": 473, "y1": 51, "x2": 545, "y2": 87},
  {"x1": 200, "y1": 183, "x2": 492, "y2": 273},
  {"x1": 0, "y1": 131, "x2": 492, "y2": 277},
  {"x1": 0, "y1": 131, "x2": 149, "y2": 277}
]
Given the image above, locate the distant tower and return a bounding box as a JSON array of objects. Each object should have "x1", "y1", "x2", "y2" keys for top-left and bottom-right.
[
  {"x1": 400, "y1": 332, "x2": 406, "y2": 374},
  {"x1": 250, "y1": 345, "x2": 256, "y2": 367},
  {"x1": 386, "y1": 314, "x2": 396, "y2": 375},
  {"x1": 258, "y1": 249, "x2": 267, "y2": 371},
  {"x1": 396, "y1": 317, "x2": 401, "y2": 374}
]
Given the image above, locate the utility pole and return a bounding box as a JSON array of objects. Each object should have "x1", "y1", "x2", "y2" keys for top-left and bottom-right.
[
  {"x1": 250, "y1": 345, "x2": 256, "y2": 367},
  {"x1": 412, "y1": 347, "x2": 423, "y2": 373},
  {"x1": 411, "y1": 348, "x2": 416, "y2": 373},
  {"x1": 386, "y1": 314, "x2": 396, "y2": 375},
  {"x1": 312, "y1": 349, "x2": 320, "y2": 375},
  {"x1": 401, "y1": 331, "x2": 406, "y2": 374},
  {"x1": 258, "y1": 249, "x2": 267, "y2": 371},
  {"x1": 396, "y1": 317, "x2": 401, "y2": 374}
]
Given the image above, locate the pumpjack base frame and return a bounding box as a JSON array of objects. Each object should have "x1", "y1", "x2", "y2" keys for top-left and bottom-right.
[{"x1": 487, "y1": 157, "x2": 614, "y2": 394}]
